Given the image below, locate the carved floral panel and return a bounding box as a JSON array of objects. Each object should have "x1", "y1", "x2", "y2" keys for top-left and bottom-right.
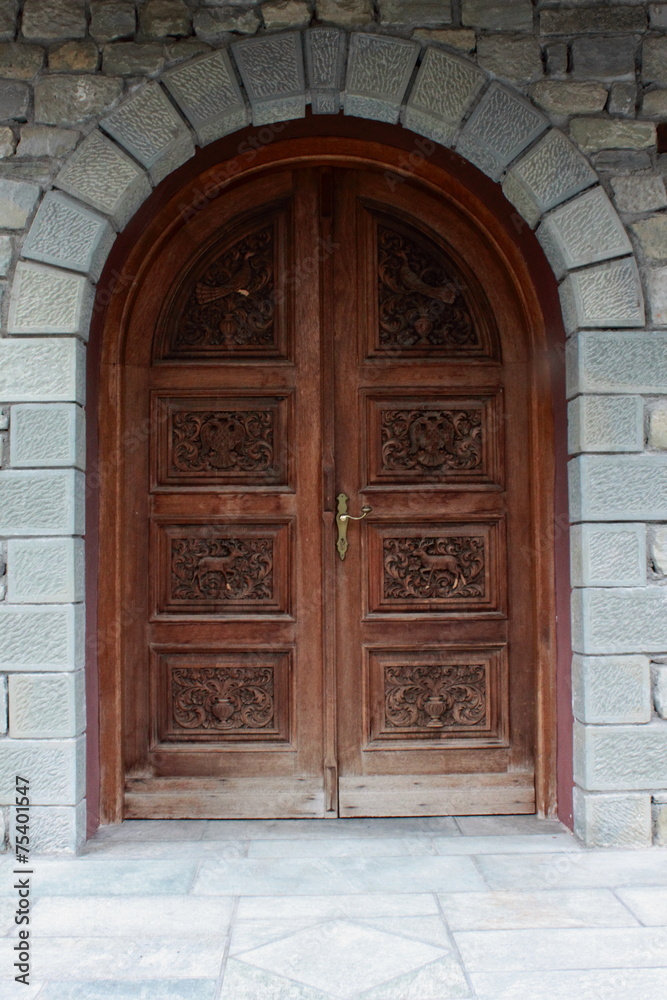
[
  {"x1": 154, "y1": 395, "x2": 290, "y2": 487},
  {"x1": 381, "y1": 407, "x2": 482, "y2": 475},
  {"x1": 163, "y1": 223, "x2": 280, "y2": 357},
  {"x1": 376, "y1": 223, "x2": 481, "y2": 355},
  {"x1": 384, "y1": 663, "x2": 487, "y2": 730},
  {"x1": 159, "y1": 651, "x2": 291, "y2": 742}
]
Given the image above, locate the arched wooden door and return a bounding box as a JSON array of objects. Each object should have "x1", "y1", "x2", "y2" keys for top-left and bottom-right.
[{"x1": 110, "y1": 155, "x2": 552, "y2": 819}]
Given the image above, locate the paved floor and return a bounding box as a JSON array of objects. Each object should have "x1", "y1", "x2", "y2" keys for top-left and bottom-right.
[{"x1": 2, "y1": 814, "x2": 667, "y2": 999}]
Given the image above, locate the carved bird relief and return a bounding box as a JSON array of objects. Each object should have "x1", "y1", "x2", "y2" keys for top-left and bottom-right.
[
  {"x1": 195, "y1": 250, "x2": 255, "y2": 305},
  {"x1": 394, "y1": 249, "x2": 457, "y2": 305}
]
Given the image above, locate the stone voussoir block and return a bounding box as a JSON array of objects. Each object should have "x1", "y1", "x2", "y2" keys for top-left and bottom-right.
[
  {"x1": 456, "y1": 83, "x2": 548, "y2": 182},
  {"x1": 9, "y1": 670, "x2": 85, "y2": 739},
  {"x1": 0, "y1": 736, "x2": 85, "y2": 805},
  {"x1": 573, "y1": 787, "x2": 652, "y2": 848},
  {"x1": 0, "y1": 178, "x2": 40, "y2": 229},
  {"x1": 0, "y1": 469, "x2": 84, "y2": 536},
  {"x1": 538, "y1": 187, "x2": 632, "y2": 279},
  {"x1": 232, "y1": 32, "x2": 306, "y2": 126},
  {"x1": 569, "y1": 454, "x2": 667, "y2": 522},
  {"x1": 7, "y1": 536, "x2": 85, "y2": 604},
  {"x1": 10, "y1": 403, "x2": 85, "y2": 470},
  {"x1": 574, "y1": 719, "x2": 667, "y2": 790},
  {"x1": 570, "y1": 522, "x2": 646, "y2": 588},
  {"x1": 566, "y1": 331, "x2": 667, "y2": 397},
  {"x1": 502, "y1": 129, "x2": 597, "y2": 229},
  {"x1": 572, "y1": 585, "x2": 667, "y2": 654},
  {"x1": 0, "y1": 338, "x2": 85, "y2": 404},
  {"x1": 559, "y1": 257, "x2": 644, "y2": 333},
  {"x1": 9, "y1": 801, "x2": 86, "y2": 855},
  {"x1": 567, "y1": 394, "x2": 643, "y2": 455},
  {"x1": 8, "y1": 261, "x2": 93, "y2": 338},
  {"x1": 162, "y1": 48, "x2": 249, "y2": 146},
  {"x1": 343, "y1": 32, "x2": 420, "y2": 125},
  {"x1": 304, "y1": 27, "x2": 347, "y2": 116},
  {"x1": 403, "y1": 45, "x2": 485, "y2": 146},
  {"x1": 0, "y1": 604, "x2": 84, "y2": 672},
  {"x1": 101, "y1": 82, "x2": 194, "y2": 186},
  {"x1": 22, "y1": 191, "x2": 115, "y2": 281},
  {"x1": 572, "y1": 653, "x2": 651, "y2": 725},
  {"x1": 55, "y1": 129, "x2": 152, "y2": 230}
]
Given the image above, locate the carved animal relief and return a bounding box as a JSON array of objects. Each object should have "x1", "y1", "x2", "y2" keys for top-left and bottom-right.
[
  {"x1": 171, "y1": 536, "x2": 273, "y2": 603},
  {"x1": 383, "y1": 535, "x2": 485, "y2": 600},
  {"x1": 384, "y1": 663, "x2": 487, "y2": 730},
  {"x1": 171, "y1": 666, "x2": 275, "y2": 731},
  {"x1": 170, "y1": 226, "x2": 275, "y2": 353},
  {"x1": 171, "y1": 408, "x2": 274, "y2": 477},
  {"x1": 377, "y1": 224, "x2": 478, "y2": 352},
  {"x1": 381, "y1": 407, "x2": 482, "y2": 476}
]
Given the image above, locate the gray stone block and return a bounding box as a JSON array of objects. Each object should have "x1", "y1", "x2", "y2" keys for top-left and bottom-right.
[
  {"x1": 140, "y1": 0, "x2": 192, "y2": 39},
  {"x1": 263, "y1": 0, "x2": 311, "y2": 30},
  {"x1": 10, "y1": 403, "x2": 85, "y2": 469},
  {"x1": 573, "y1": 788, "x2": 652, "y2": 848},
  {"x1": 570, "y1": 118, "x2": 656, "y2": 153},
  {"x1": 633, "y1": 215, "x2": 667, "y2": 262},
  {"x1": 101, "y1": 83, "x2": 194, "y2": 185},
  {"x1": 642, "y1": 89, "x2": 667, "y2": 119},
  {"x1": 0, "y1": 178, "x2": 40, "y2": 229},
  {"x1": 7, "y1": 537, "x2": 85, "y2": 604},
  {"x1": 461, "y1": 0, "x2": 532, "y2": 31},
  {"x1": 0, "y1": 604, "x2": 84, "y2": 672},
  {"x1": 163, "y1": 48, "x2": 248, "y2": 145},
  {"x1": 344, "y1": 32, "x2": 419, "y2": 124},
  {"x1": 8, "y1": 801, "x2": 86, "y2": 855},
  {"x1": 90, "y1": 1, "x2": 136, "y2": 43},
  {"x1": 643, "y1": 36, "x2": 667, "y2": 86},
  {"x1": 0, "y1": 80, "x2": 28, "y2": 121},
  {"x1": 608, "y1": 82, "x2": 637, "y2": 118},
  {"x1": 403, "y1": 46, "x2": 485, "y2": 146},
  {"x1": 567, "y1": 394, "x2": 643, "y2": 454},
  {"x1": 537, "y1": 187, "x2": 632, "y2": 279},
  {"x1": 502, "y1": 130, "x2": 597, "y2": 228},
  {"x1": 0, "y1": 736, "x2": 85, "y2": 805},
  {"x1": 570, "y1": 523, "x2": 646, "y2": 587},
  {"x1": 0, "y1": 469, "x2": 84, "y2": 536},
  {"x1": 34, "y1": 75, "x2": 123, "y2": 126},
  {"x1": 652, "y1": 526, "x2": 667, "y2": 576},
  {"x1": 648, "y1": 266, "x2": 667, "y2": 328},
  {"x1": 9, "y1": 670, "x2": 84, "y2": 739},
  {"x1": 102, "y1": 41, "x2": 166, "y2": 77},
  {"x1": 22, "y1": 0, "x2": 86, "y2": 41},
  {"x1": 610, "y1": 174, "x2": 667, "y2": 215},
  {"x1": 8, "y1": 262, "x2": 93, "y2": 338},
  {"x1": 654, "y1": 798, "x2": 667, "y2": 846},
  {"x1": 55, "y1": 129, "x2": 152, "y2": 229},
  {"x1": 649, "y1": 407, "x2": 667, "y2": 449},
  {"x1": 316, "y1": 0, "x2": 374, "y2": 27},
  {"x1": 569, "y1": 455, "x2": 667, "y2": 522},
  {"x1": 0, "y1": 339, "x2": 85, "y2": 404},
  {"x1": 652, "y1": 661, "x2": 667, "y2": 718},
  {"x1": 0, "y1": 0, "x2": 16, "y2": 42},
  {"x1": 379, "y1": 0, "x2": 452, "y2": 25},
  {"x1": 0, "y1": 233, "x2": 11, "y2": 274},
  {"x1": 573, "y1": 653, "x2": 651, "y2": 724},
  {"x1": 456, "y1": 83, "x2": 548, "y2": 181},
  {"x1": 574, "y1": 720, "x2": 667, "y2": 790},
  {"x1": 232, "y1": 32, "x2": 306, "y2": 125},
  {"x1": 16, "y1": 125, "x2": 79, "y2": 158},
  {"x1": 566, "y1": 331, "x2": 667, "y2": 397},
  {"x1": 571, "y1": 35, "x2": 637, "y2": 81},
  {"x1": 559, "y1": 258, "x2": 645, "y2": 333},
  {"x1": 542, "y1": 6, "x2": 646, "y2": 35},
  {"x1": 194, "y1": 6, "x2": 261, "y2": 42},
  {"x1": 0, "y1": 42, "x2": 43, "y2": 80},
  {"x1": 476, "y1": 34, "x2": 543, "y2": 85},
  {"x1": 22, "y1": 191, "x2": 115, "y2": 280},
  {"x1": 304, "y1": 27, "x2": 346, "y2": 115},
  {"x1": 572, "y1": 586, "x2": 667, "y2": 654},
  {"x1": 50, "y1": 39, "x2": 100, "y2": 73},
  {"x1": 530, "y1": 81, "x2": 608, "y2": 117}
]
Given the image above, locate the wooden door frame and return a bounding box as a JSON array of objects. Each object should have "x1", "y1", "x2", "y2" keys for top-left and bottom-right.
[{"x1": 89, "y1": 114, "x2": 569, "y2": 829}]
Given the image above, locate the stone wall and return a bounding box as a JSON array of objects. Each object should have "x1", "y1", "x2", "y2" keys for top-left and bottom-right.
[{"x1": 0, "y1": 0, "x2": 666, "y2": 852}]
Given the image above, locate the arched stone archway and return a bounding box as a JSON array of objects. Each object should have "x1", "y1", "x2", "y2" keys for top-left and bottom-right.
[{"x1": 2, "y1": 27, "x2": 662, "y2": 852}]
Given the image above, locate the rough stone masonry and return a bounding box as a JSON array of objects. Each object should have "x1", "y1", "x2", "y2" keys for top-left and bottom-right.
[{"x1": 0, "y1": 0, "x2": 666, "y2": 853}]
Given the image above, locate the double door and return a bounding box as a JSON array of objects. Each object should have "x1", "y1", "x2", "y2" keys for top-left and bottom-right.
[{"x1": 121, "y1": 165, "x2": 537, "y2": 818}]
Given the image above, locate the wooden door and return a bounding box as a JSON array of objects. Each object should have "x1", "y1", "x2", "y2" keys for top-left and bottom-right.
[{"x1": 118, "y1": 161, "x2": 540, "y2": 818}]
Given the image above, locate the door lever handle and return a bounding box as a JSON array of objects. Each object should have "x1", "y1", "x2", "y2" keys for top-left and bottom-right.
[{"x1": 336, "y1": 493, "x2": 372, "y2": 561}]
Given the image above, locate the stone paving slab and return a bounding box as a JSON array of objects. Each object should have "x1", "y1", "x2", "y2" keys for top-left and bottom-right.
[
  {"x1": 475, "y1": 849, "x2": 667, "y2": 889},
  {"x1": 472, "y1": 967, "x2": 667, "y2": 1000},
  {"x1": 29, "y1": 981, "x2": 218, "y2": 999},
  {"x1": 247, "y1": 836, "x2": 438, "y2": 858},
  {"x1": 30, "y1": 896, "x2": 234, "y2": 937},
  {"x1": 202, "y1": 816, "x2": 461, "y2": 839},
  {"x1": 615, "y1": 886, "x2": 667, "y2": 925},
  {"x1": 26, "y1": 859, "x2": 199, "y2": 896},
  {"x1": 83, "y1": 838, "x2": 247, "y2": 860},
  {"x1": 438, "y1": 888, "x2": 640, "y2": 929},
  {"x1": 236, "y1": 893, "x2": 441, "y2": 919},
  {"x1": 432, "y1": 833, "x2": 580, "y2": 854}
]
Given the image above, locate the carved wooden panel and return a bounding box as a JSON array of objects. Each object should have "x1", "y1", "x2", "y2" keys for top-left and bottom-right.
[
  {"x1": 367, "y1": 521, "x2": 504, "y2": 616},
  {"x1": 365, "y1": 213, "x2": 498, "y2": 360},
  {"x1": 157, "y1": 650, "x2": 291, "y2": 743},
  {"x1": 153, "y1": 521, "x2": 291, "y2": 617},
  {"x1": 155, "y1": 209, "x2": 289, "y2": 361},
  {"x1": 364, "y1": 391, "x2": 503, "y2": 488},
  {"x1": 366, "y1": 646, "x2": 508, "y2": 747},
  {"x1": 153, "y1": 393, "x2": 292, "y2": 488}
]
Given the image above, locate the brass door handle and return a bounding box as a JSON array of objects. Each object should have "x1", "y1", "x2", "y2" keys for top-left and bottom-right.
[{"x1": 336, "y1": 493, "x2": 372, "y2": 561}]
